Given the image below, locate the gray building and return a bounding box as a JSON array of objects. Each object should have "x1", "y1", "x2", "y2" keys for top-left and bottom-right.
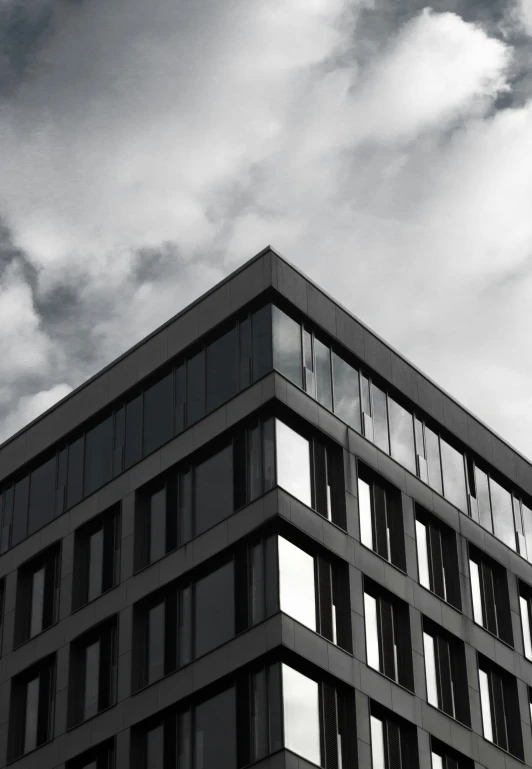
[{"x1": 0, "y1": 246, "x2": 531, "y2": 769}]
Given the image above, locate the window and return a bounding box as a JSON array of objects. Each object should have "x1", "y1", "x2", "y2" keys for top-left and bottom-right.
[
  {"x1": 73, "y1": 505, "x2": 120, "y2": 609},
  {"x1": 440, "y1": 438, "x2": 467, "y2": 514},
  {"x1": 15, "y1": 543, "x2": 60, "y2": 647},
  {"x1": 8, "y1": 655, "x2": 56, "y2": 761},
  {"x1": 469, "y1": 464, "x2": 517, "y2": 552},
  {"x1": 358, "y1": 465, "x2": 406, "y2": 571},
  {"x1": 206, "y1": 327, "x2": 239, "y2": 413},
  {"x1": 519, "y1": 582, "x2": 532, "y2": 661},
  {"x1": 143, "y1": 373, "x2": 174, "y2": 456},
  {"x1": 423, "y1": 619, "x2": 470, "y2": 726},
  {"x1": 469, "y1": 546, "x2": 513, "y2": 645},
  {"x1": 372, "y1": 383, "x2": 389, "y2": 454},
  {"x1": 415, "y1": 508, "x2": 461, "y2": 609},
  {"x1": 66, "y1": 739, "x2": 115, "y2": 769},
  {"x1": 125, "y1": 394, "x2": 143, "y2": 470},
  {"x1": 282, "y1": 664, "x2": 321, "y2": 764},
  {"x1": 279, "y1": 536, "x2": 316, "y2": 631},
  {"x1": 187, "y1": 349, "x2": 205, "y2": 426},
  {"x1": 251, "y1": 305, "x2": 273, "y2": 382},
  {"x1": 68, "y1": 618, "x2": 117, "y2": 727},
  {"x1": 478, "y1": 656, "x2": 523, "y2": 759},
  {"x1": 332, "y1": 351, "x2": 361, "y2": 431},
  {"x1": 11, "y1": 474, "x2": 30, "y2": 546},
  {"x1": 133, "y1": 583, "x2": 179, "y2": 690},
  {"x1": 315, "y1": 337, "x2": 332, "y2": 410},
  {"x1": 431, "y1": 739, "x2": 474, "y2": 769},
  {"x1": 135, "y1": 476, "x2": 178, "y2": 570},
  {"x1": 0, "y1": 579, "x2": 3, "y2": 656},
  {"x1": 84, "y1": 416, "x2": 113, "y2": 497},
  {"x1": 194, "y1": 443, "x2": 234, "y2": 536},
  {"x1": 275, "y1": 419, "x2": 311, "y2": 507},
  {"x1": 364, "y1": 580, "x2": 414, "y2": 691},
  {"x1": 194, "y1": 560, "x2": 234, "y2": 658},
  {"x1": 272, "y1": 305, "x2": 302, "y2": 387},
  {"x1": 388, "y1": 396, "x2": 415, "y2": 475},
  {"x1": 370, "y1": 705, "x2": 419, "y2": 769},
  {"x1": 28, "y1": 455, "x2": 57, "y2": 536}
]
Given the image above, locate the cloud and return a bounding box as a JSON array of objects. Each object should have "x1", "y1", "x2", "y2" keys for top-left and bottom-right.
[{"x1": 0, "y1": 383, "x2": 72, "y2": 443}]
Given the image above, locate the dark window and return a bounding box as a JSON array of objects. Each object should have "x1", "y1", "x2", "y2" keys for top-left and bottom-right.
[
  {"x1": 28, "y1": 456, "x2": 56, "y2": 536},
  {"x1": 0, "y1": 579, "x2": 4, "y2": 656},
  {"x1": 478, "y1": 656, "x2": 523, "y2": 759},
  {"x1": 194, "y1": 560, "x2": 234, "y2": 658},
  {"x1": 206, "y1": 327, "x2": 239, "y2": 413},
  {"x1": 431, "y1": 738, "x2": 474, "y2": 769},
  {"x1": 11, "y1": 474, "x2": 29, "y2": 546},
  {"x1": 1, "y1": 485, "x2": 14, "y2": 553},
  {"x1": 56, "y1": 447, "x2": 68, "y2": 516},
  {"x1": 388, "y1": 396, "x2": 415, "y2": 475},
  {"x1": 68, "y1": 618, "x2": 117, "y2": 728},
  {"x1": 186, "y1": 349, "x2": 205, "y2": 426},
  {"x1": 272, "y1": 305, "x2": 302, "y2": 387},
  {"x1": 8, "y1": 654, "x2": 56, "y2": 761},
  {"x1": 239, "y1": 317, "x2": 251, "y2": 390},
  {"x1": 423, "y1": 619, "x2": 470, "y2": 726},
  {"x1": 84, "y1": 416, "x2": 113, "y2": 497},
  {"x1": 251, "y1": 305, "x2": 272, "y2": 382},
  {"x1": 311, "y1": 434, "x2": 346, "y2": 529},
  {"x1": 15, "y1": 543, "x2": 60, "y2": 646},
  {"x1": 415, "y1": 507, "x2": 461, "y2": 610},
  {"x1": 66, "y1": 739, "x2": 115, "y2": 769},
  {"x1": 125, "y1": 394, "x2": 143, "y2": 469},
  {"x1": 67, "y1": 435, "x2": 85, "y2": 508},
  {"x1": 364, "y1": 580, "x2": 414, "y2": 691},
  {"x1": 135, "y1": 476, "x2": 178, "y2": 571},
  {"x1": 73, "y1": 505, "x2": 120, "y2": 610},
  {"x1": 358, "y1": 464, "x2": 406, "y2": 571},
  {"x1": 370, "y1": 703, "x2": 419, "y2": 769},
  {"x1": 143, "y1": 372, "x2": 174, "y2": 456},
  {"x1": 194, "y1": 444, "x2": 234, "y2": 536},
  {"x1": 469, "y1": 546, "x2": 513, "y2": 646},
  {"x1": 194, "y1": 687, "x2": 237, "y2": 769},
  {"x1": 332, "y1": 351, "x2": 361, "y2": 432},
  {"x1": 113, "y1": 406, "x2": 125, "y2": 477},
  {"x1": 175, "y1": 363, "x2": 186, "y2": 435},
  {"x1": 132, "y1": 584, "x2": 179, "y2": 691}
]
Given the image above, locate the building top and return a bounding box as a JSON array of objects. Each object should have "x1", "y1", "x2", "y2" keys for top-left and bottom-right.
[{"x1": 1, "y1": 245, "x2": 531, "y2": 503}]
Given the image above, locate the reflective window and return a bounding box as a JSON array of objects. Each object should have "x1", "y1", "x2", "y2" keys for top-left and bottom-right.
[
  {"x1": 67, "y1": 435, "x2": 85, "y2": 509},
  {"x1": 358, "y1": 478, "x2": 373, "y2": 550},
  {"x1": 275, "y1": 420, "x2": 311, "y2": 507},
  {"x1": 194, "y1": 688, "x2": 236, "y2": 769},
  {"x1": 315, "y1": 338, "x2": 332, "y2": 410},
  {"x1": 149, "y1": 486, "x2": 166, "y2": 564},
  {"x1": 143, "y1": 373, "x2": 173, "y2": 456},
  {"x1": 332, "y1": 352, "x2": 361, "y2": 431},
  {"x1": 9, "y1": 656, "x2": 55, "y2": 761},
  {"x1": 423, "y1": 632, "x2": 438, "y2": 707},
  {"x1": 522, "y1": 502, "x2": 532, "y2": 564},
  {"x1": 84, "y1": 416, "x2": 113, "y2": 497},
  {"x1": 195, "y1": 445, "x2": 234, "y2": 536},
  {"x1": 125, "y1": 394, "x2": 143, "y2": 469},
  {"x1": 431, "y1": 753, "x2": 444, "y2": 769},
  {"x1": 364, "y1": 592, "x2": 380, "y2": 671},
  {"x1": 469, "y1": 559, "x2": 484, "y2": 626},
  {"x1": 73, "y1": 507, "x2": 120, "y2": 609},
  {"x1": 278, "y1": 537, "x2": 316, "y2": 631},
  {"x1": 206, "y1": 328, "x2": 239, "y2": 413},
  {"x1": 16, "y1": 545, "x2": 60, "y2": 646},
  {"x1": 372, "y1": 385, "x2": 389, "y2": 454},
  {"x1": 84, "y1": 640, "x2": 100, "y2": 720},
  {"x1": 425, "y1": 427, "x2": 442, "y2": 495},
  {"x1": 69, "y1": 620, "x2": 117, "y2": 727},
  {"x1": 440, "y1": 439, "x2": 467, "y2": 513},
  {"x1": 520, "y1": 594, "x2": 532, "y2": 660},
  {"x1": 148, "y1": 602, "x2": 165, "y2": 683},
  {"x1": 416, "y1": 520, "x2": 430, "y2": 590},
  {"x1": 252, "y1": 305, "x2": 273, "y2": 382},
  {"x1": 24, "y1": 676, "x2": 39, "y2": 754},
  {"x1": 388, "y1": 397, "x2": 415, "y2": 474},
  {"x1": 28, "y1": 457, "x2": 56, "y2": 536},
  {"x1": 370, "y1": 715, "x2": 385, "y2": 769},
  {"x1": 175, "y1": 362, "x2": 186, "y2": 434},
  {"x1": 272, "y1": 306, "x2": 302, "y2": 387},
  {"x1": 30, "y1": 567, "x2": 45, "y2": 638},
  {"x1": 11, "y1": 475, "x2": 29, "y2": 546},
  {"x1": 475, "y1": 467, "x2": 492, "y2": 532},
  {"x1": 88, "y1": 528, "x2": 104, "y2": 602},
  {"x1": 490, "y1": 478, "x2": 515, "y2": 551},
  {"x1": 281, "y1": 664, "x2": 321, "y2": 765},
  {"x1": 479, "y1": 669, "x2": 493, "y2": 742},
  {"x1": 146, "y1": 724, "x2": 164, "y2": 769},
  {"x1": 195, "y1": 561, "x2": 234, "y2": 658},
  {"x1": 187, "y1": 349, "x2": 205, "y2": 426}
]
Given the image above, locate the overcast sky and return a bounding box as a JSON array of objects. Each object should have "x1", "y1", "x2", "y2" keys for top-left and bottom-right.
[{"x1": 1, "y1": 0, "x2": 532, "y2": 458}]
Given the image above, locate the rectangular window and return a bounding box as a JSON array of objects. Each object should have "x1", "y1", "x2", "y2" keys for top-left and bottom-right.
[
  {"x1": 72, "y1": 505, "x2": 120, "y2": 610},
  {"x1": 370, "y1": 705, "x2": 419, "y2": 769},
  {"x1": 519, "y1": 583, "x2": 532, "y2": 661},
  {"x1": 206, "y1": 327, "x2": 239, "y2": 413},
  {"x1": 125, "y1": 394, "x2": 143, "y2": 469},
  {"x1": 272, "y1": 305, "x2": 302, "y2": 387},
  {"x1": 135, "y1": 476, "x2": 178, "y2": 570},
  {"x1": 489, "y1": 477, "x2": 516, "y2": 552},
  {"x1": 143, "y1": 372, "x2": 174, "y2": 456},
  {"x1": 478, "y1": 656, "x2": 523, "y2": 759},
  {"x1": 278, "y1": 536, "x2": 316, "y2": 631},
  {"x1": 372, "y1": 384, "x2": 389, "y2": 454},
  {"x1": 8, "y1": 655, "x2": 56, "y2": 761},
  {"x1": 66, "y1": 739, "x2": 115, "y2": 769},
  {"x1": 332, "y1": 351, "x2": 361, "y2": 432},
  {"x1": 84, "y1": 416, "x2": 113, "y2": 497},
  {"x1": 425, "y1": 426, "x2": 443, "y2": 495},
  {"x1": 15, "y1": 544, "x2": 60, "y2": 646},
  {"x1": 388, "y1": 396, "x2": 415, "y2": 475},
  {"x1": 364, "y1": 581, "x2": 414, "y2": 691},
  {"x1": 431, "y1": 739, "x2": 474, "y2": 769},
  {"x1": 194, "y1": 687, "x2": 237, "y2": 768},
  {"x1": 186, "y1": 349, "x2": 205, "y2": 427},
  {"x1": 11, "y1": 474, "x2": 30, "y2": 546},
  {"x1": 358, "y1": 465, "x2": 406, "y2": 571},
  {"x1": 275, "y1": 419, "x2": 312, "y2": 507},
  {"x1": 194, "y1": 443, "x2": 234, "y2": 536},
  {"x1": 423, "y1": 620, "x2": 470, "y2": 726},
  {"x1": 175, "y1": 362, "x2": 186, "y2": 435},
  {"x1": 315, "y1": 337, "x2": 332, "y2": 410},
  {"x1": 282, "y1": 664, "x2": 321, "y2": 765},
  {"x1": 194, "y1": 560, "x2": 235, "y2": 658},
  {"x1": 415, "y1": 508, "x2": 461, "y2": 609},
  {"x1": 440, "y1": 438, "x2": 467, "y2": 514},
  {"x1": 474, "y1": 465, "x2": 492, "y2": 531},
  {"x1": 68, "y1": 618, "x2": 117, "y2": 727},
  {"x1": 133, "y1": 584, "x2": 179, "y2": 691},
  {"x1": 28, "y1": 455, "x2": 56, "y2": 536},
  {"x1": 251, "y1": 305, "x2": 273, "y2": 382},
  {"x1": 469, "y1": 547, "x2": 513, "y2": 645}
]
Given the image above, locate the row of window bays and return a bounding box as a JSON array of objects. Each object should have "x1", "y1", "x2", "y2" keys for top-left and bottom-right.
[{"x1": 1, "y1": 298, "x2": 531, "y2": 564}]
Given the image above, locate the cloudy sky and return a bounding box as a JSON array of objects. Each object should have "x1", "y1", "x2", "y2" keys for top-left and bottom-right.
[{"x1": 1, "y1": 0, "x2": 532, "y2": 458}]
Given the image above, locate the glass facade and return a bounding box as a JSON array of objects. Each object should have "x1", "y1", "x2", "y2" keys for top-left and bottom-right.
[
  {"x1": 278, "y1": 536, "x2": 316, "y2": 631},
  {"x1": 281, "y1": 664, "x2": 321, "y2": 765},
  {"x1": 275, "y1": 419, "x2": 312, "y2": 508}
]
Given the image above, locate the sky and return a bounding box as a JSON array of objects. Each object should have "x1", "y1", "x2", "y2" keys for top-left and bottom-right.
[{"x1": 1, "y1": 0, "x2": 532, "y2": 458}]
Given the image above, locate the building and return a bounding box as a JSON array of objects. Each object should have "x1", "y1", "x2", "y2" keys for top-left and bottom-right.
[{"x1": 0, "y1": 246, "x2": 531, "y2": 769}]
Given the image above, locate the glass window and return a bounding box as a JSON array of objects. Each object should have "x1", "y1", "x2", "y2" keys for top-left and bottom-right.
[
  {"x1": 490, "y1": 478, "x2": 515, "y2": 551},
  {"x1": 149, "y1": 487, "x2": 167, "y2": 564},
  {"x1": 28, "y1": 457, "x2": 56, "y2": 536},
  {"x1": 187, "y1": 350, "x2": 205, "y2": 426},
  {"x1": 84, "y1": 640, "x2": 100, "y2": 720},
  {"x1": 370, "y1": 716, "x2": 385, "y2": 769},
  {"x1": 84, "y1": 417, "x2": 113, "y2": 497},
  {"x1": 148, "y1": 602, "x2": 165, "y2": 683},
  {"x1": 364, "y1": 592, "x2": 380, "y2": 670},
  {"x1": 175, "y1": 363, "x2": 186, "y2": 435},
  {"x1": 194, "y1": 445, "x2": 234, "y2": 536},
  {"x1": 469, "y1": 560, "x2": 484, "y2": 626},
  {"x1": 479, "y1": 669, "x2": 493, "y2": 741},
  {"x1": 425, "y1": 427, "x2": 442, "y2": 495},
  {"x1": 272, "y1": 306, "x2": 302, "y2": 387},
  {"x1": 113, "y1": 406, "x2": 125, "y2": 477},
  {"x1": 388, "y1": 397, "x2": 415, "y2": 474},
  {"x1": 520, "y1": 595, "x2": 532, "y2": 660},
  {"x1": 143, "y1": 373, "x2": 173, "y2": 457},
  {"x1": 206, "y1": 328, "x2": 239, "y2": 413},
  {"x1": 303, "y1": 329, "x2": 315, "y2": 397},
  {"x1": 24, "y1": 676, "x2": 39, "y2": 754},
  {"x1": 125, "y1": 395, "x2": 143, "y2": 469},
  {"x1": 67, "y1": 436, "x2": 85, "y2": 509},
  {"x1": 416, "y1": 520, "x2": 430, "y2": 590},
  {"x1": 522, "y1": 502, "x2": 532, "y2": 564},
  {"x1": 423, "y1": 632, "x2": 438, "y2": 707},
  {"x1": 252, "y1": 305, "x2": 273, "y2": 382},
  {"x1": 332, "y1": 352, "x2": 361, "y2": 432},
  {"x1": 88, "y1": 528, "x2": 104, "y2": 603},
  {"x1": 146, "y1": 724, "x2": 164, "y2": 769},
  {"x1": 11, "y1": 476, "x2": 29, "y2": 546},
  {"x1": 239, "y1": 317, "x2": 251, "y2": 390},
  {"x1": 475, "y1": 467, "x2": 492, "y2": 532},
  {"x1": 194, "y1": 688, "x2": 236, "y2": 769},
  {"x1": 275, "y1": 420, "x2": 311, "y2": 507},
  {"x1": 281, "y1": 664, "x2": 321, "y2": 765},
  {"x1": 358, "y1": 478, "x2": 373, "y2": 550},
  {"x1": 278, "y1": 537, "x2": 316, "y2": 631},
  {"x1": 195, "y1": 561, "x2": 234, "y2": 658},
  {"x1": 372, "y1": 385, "x2": 389, "y2": 454},
  {"x1": 431, "y1": 753, "x2": 444, "y2": 769},
  {"x1": 440, "y1": 439, "x2": 467, "y2": 513},
  {"x1": 30, "y1": 567, "x2": 45, "y2": 638},
  {"x1": 315, "y1": 338, "x2": 332, "y2": 410}
]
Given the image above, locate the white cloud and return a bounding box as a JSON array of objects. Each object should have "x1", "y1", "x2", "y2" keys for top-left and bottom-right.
[{"x1": 0, "y1": 383, "x2": 72, "y2": 443}]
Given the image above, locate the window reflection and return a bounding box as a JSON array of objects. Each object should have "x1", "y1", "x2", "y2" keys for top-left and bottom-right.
[
  {"x1": 278, "y1": 537, "x2": 316, "y2": 631},
  {"x1": 358, "y1": 478, "x2": 373, "y2": 550},
  {"x1": 364, "y1": 593, "x2": 380, "y2": 671},
  {"x1": 272, "y1": 307, "x2": 302, "y2": 387},
  {"x1": 388, "y1": 397, "x2": 415, "y2": 474},
  {"x1": 24, "y1": 676, "x2": 39, "y2": 754},
  {"x1": 479, "y1": 669, "x2": 493, "y2": 742},
  {"x1": 522, "y1": 502, "x2": 532, "y2": 563},
  {"x1": 469, "y1": 560, "x2": 484, "y2": 626},
  {"x1": 275, "y1": 420, "x2": 311, "y2": 507},
  {"x1": 282, "y1": 664, "x2": 321, "y2": 765},
  {"x1": 315, "y1": 338, "x2": 332, "y2": 410},
  {"x1": 423, "y1": 632, "x2": 438, "y2": 707},
  {"x1": 440, "y1": 439, "x2": 467, "y2": 513},
  {"x1": 431, "y1": 753, "x2": 444, "y2": 769},
  {"x1": 425, "y1": 427, "x2": 442, "y2": 495},
  {"x1": 520, "y1": 595, "x2": 532, "y2": 660},
  {"x1": 475, "y1": 467, "x2": 492, "y2": 533},
  {"x1": 372, "y1": 385, "x2": 389, "y2": 454},
  {"x1": 332, "y1": 352, "x2": 361, "y2": 432},
  {"x1": 370, "y1": 715, "x2": 385, "y2": 769},
  {"x1": 415, "y1": 520, "x2": 430, "y2": 590},
  {"x1": 489, "y1": 478, "x2": 515, "y2": 551}
]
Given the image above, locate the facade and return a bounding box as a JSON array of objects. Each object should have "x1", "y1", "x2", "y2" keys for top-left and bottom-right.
[{"x1": 0, "y1": 247, "x2": 532, "y2": 769}]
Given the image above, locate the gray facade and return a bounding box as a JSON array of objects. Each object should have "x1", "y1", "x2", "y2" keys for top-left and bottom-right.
[{"x1": 0, "y1": 246, "x2": 531, "y2": 768}]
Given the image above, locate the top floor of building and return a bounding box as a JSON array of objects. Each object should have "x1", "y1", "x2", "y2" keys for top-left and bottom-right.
[{"x1": 1, "y1": 246, "x2": 532, "y2": 566}]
